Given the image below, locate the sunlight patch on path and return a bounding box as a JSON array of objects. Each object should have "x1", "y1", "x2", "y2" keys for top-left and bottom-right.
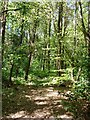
[
  {"x1": 58, "y1": 114, "x2": 73, "y2": 120},
  {"x1": 46, "y1": 91, "x2": 58, "y2": 97},
  {"x1": 34, "y1": 96, "x2": 49, "y2": 101},
  {"x1": 6, "y1": 111, "x2": 26, "y2": 119},
  {"x1": 30, "y1": 109, "x2": 51, "y2": 118},
  {"x1": 35, "y1": 101, "x2": 47, "y2": 105},
  {"x1": 25, "y1": 95, "x2": 32, "y2": 99}
]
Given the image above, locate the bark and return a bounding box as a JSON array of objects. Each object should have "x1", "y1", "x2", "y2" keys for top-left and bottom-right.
[
  {"x1": 79, "y1": 1, "x2": 90, "y2": 42},
  {"x1": 9, "y1": 63, "x2": 14, "y2": 85},
  {"x1": 43, "y1": 45, "x2": 47, "y2": 71},
  {"x1": 1, "y1": 8, "x2": 21, "y2": 14},
  {"x1": 48, "y1": 19, "x2": 51, "y2": 73},
  {"x1": 74, "y1": 0, "x2": 78, "y2": 46},
  {"x1": 25, "y1": 52, "x2": 32, "y2": 80},
  {"x1": 1, "y1": 0, "x2": 8, "y2": 62},
  {"x1": 57, "y1": 2, "x2": 63, "y2": 76},
  {"x1": 71, "y1": 0, "x2": 78, "y2": 79},
  {"x1": 42, "y1": 23, "x2": 47, "y2": 71},
  {"x1": 88, "y1": 1, "x2": 90, "y2": 81},
  {"x1": 16, "y1": 68, "x2": 19, "y2": 78}
]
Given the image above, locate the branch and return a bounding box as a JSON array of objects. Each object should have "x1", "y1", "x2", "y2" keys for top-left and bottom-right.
[{"x1": 0, "y1": 8, "x2": 22, "y2": 15}]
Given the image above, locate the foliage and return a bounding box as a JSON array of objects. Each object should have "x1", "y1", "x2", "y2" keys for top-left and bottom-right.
[
  {"x1": 72, "y1": 79, "x2": 90, "y2": 100},
  {"x1": 2, "y1": 1, "x2": 90, "y2": 102}
]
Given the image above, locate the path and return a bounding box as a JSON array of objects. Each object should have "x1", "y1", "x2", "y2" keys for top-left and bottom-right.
[{"x1": 2, "y1": 85, "x2": 74, "y2": 120}]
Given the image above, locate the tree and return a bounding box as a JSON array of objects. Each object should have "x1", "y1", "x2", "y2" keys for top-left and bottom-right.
[
  {"x1": 25, "y1": 5, "x2": 39, "y2": 80},
  {"x1": 1, "y1": 0, "x2": 8, "y2": 62},
  {"x1": 88, "y1": 0, "x2": 90, "y2": 82},
  {"x1": 79, "y1": 0, "x2": 90, "y2": 82}
]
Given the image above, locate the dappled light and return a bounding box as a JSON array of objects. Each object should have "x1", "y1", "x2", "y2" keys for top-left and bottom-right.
[
  {"x1": 35, "y1": 101, "x2": 47, "y2": 105},
  {"x1": 6, "y1": 111, "x2": 27, "y2": 119},
  {"x1": 2, "y1": 83, "x2": 90, "y2": 120},
  {"x1": 58, "y1": 114, "x2": 73, "y2": 120},
  {"x1": 1, "y1": 1, "x2": 90, "y2": 120},
  {"x1": 2, "y1": 85, "x2": 73, "y2": 119},
  {"x1": 46, "y1": 91, "x2": 58, "y2": 97}
]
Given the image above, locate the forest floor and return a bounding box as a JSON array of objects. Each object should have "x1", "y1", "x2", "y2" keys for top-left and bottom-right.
[
  {"x1": 2, "y1": 83, "x2": 90, "y2": 120},
  {"x1": 2, "y1": 85, "x2": 74, "y2": 120}
]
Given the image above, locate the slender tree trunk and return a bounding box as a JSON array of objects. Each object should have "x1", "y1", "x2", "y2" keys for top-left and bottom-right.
[
  {"x1": 25, "y1": 8, "x2": 39, "y2": 80},
  {"x1": 25, "y1": 17, "x2": 38, "y2": 80},
  {"x1": 61, "y1": 45, "x2": 64, "y2": 68},
  {"x1": 42, "y1": 50, "x2": 45, "y2": 71},
  {"x1": 48, "y1": 19, "x2": 51, "y2": 73},
  {"x1": 20, "y1": 19, "x2": 24, "y2": 44},
  {"x1": 79, "y1": 1, "x2": 87, "y2": 43},
  {"x1": 16, "y1": 67, "x2": 19, "y2": 78},
  {"x1": 42, "y1": 24, "x2": 47, "y2": 71},
  {"x1": 74, "y1": 0, "x2": 78, "y2": 47},
  {"x1": 43, "y1": 47, "x2": 46, "y2": 71},
  {"x1": 79, "y1": 1, "x2": 90, "y2": 81},
  {"x1": 9, "y1": 63, "x2": 14, "y2": 85},
  {"x1": 1, "y1": 0, "x2": 8, "y2": 62},
  {"x1": 25, "y1": 52, "x2": 32, "y2": 80},
  {"x1": 72, "y1": 0, "x2": 78, "y2": 79},
  {"x1": 88, "y1": 1, "x2": 90, "y2": 82},
  {"x1": 57, "y1": 2, "x2": 63, "y2": 76}
]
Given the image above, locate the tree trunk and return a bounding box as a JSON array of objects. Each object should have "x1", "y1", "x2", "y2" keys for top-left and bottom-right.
[
  {"x1": 43, "y1": 46, "x2": 46, "y2": 71},
  {"x1": 9, "y1": 63, "x2": 14, "y2": 85},
  {"x1": 1, "y1": 0, "x2": 8, "y2": 62},
  {"x1": 79, "y1": 1, "x2": 90, "y2": 81},
  {"x1": 57, "y1": 2, "x2": 63, "y2": 76},
  {"x1": 20, "y1": 19, "x2": 24, "y2": 44},
  {"x1": 42, "y1": 24, "x2": 47, "y2": 71},
  {"x1": 25, "y1": 15, "x2": 38, "y2": 80},
  {"x1": 25, "y1": 52, "x2": 32, "y2": 80},
  {"x1": 79, "y1": 1, "x2": 88, "y2": 43},
  {"x1": 88, "y1": 0, "x2": 90, "y2": 82},
  {"x1": 47, "y1": 19, "x2": 51, "y2": 73},
  {"x1": 74, "y1": 0, "x2": 78, "y2": 47}
]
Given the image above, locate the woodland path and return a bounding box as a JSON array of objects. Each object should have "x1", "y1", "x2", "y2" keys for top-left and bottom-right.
[{"x1": 2, "y1": 85, "x2": 74, "y2": 120}]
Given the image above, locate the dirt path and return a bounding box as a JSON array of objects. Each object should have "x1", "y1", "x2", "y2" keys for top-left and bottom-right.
[{"x1": 2, "y1": 85, "x2": 73, "y2": 120}]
